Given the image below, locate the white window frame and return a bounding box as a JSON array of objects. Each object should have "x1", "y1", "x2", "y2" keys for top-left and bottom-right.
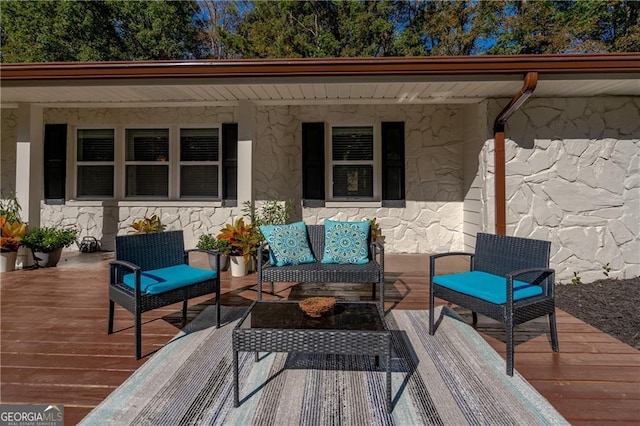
[
  {"x1": 74, "y1": 126, "x2": 116, "y2": 200},
  {"x1": 178, "y1": 125, "x2": 222, "y2": 200},
  {"x1": 327, "y1": 123, "x2": 380, "y2": 202}
]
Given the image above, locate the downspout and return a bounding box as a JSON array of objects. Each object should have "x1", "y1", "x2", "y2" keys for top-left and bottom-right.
[{"x1": 493, "y1": 72, "x2": 538, "y2": 235}]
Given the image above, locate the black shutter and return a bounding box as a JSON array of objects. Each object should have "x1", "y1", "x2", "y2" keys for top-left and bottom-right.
[
  {"x1": 381, "y1": 122, "x2": 405, "y2": 207},
  {"x1": 302, "y1": 122, "x2": 325, "y2": 207},
  {"x1": 222, "y1": 123, "x2": 238, "y2": 206},
  {"x1": 44, "y1": 124, "x2": 67, "y2": 204}
]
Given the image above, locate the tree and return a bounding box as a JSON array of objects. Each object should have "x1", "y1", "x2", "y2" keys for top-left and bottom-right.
[{"x1": 1, "y1": 0, "x2": 205, "y2": 63}]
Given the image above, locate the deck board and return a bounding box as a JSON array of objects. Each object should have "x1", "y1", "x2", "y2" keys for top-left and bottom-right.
[{"x1": 1, "y1": 252, "x2": 639, "y2": 425}]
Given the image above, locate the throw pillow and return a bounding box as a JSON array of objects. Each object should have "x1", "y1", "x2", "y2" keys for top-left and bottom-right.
[
  {"x1": 259, "y1": 221, "x2": 315, "y2": 267},
  {"x1": 321, "y1": 219, "x2": 370, "y2": 265}
]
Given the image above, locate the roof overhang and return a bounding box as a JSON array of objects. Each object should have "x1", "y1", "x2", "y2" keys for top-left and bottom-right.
[{"x1": 1, "y1": 54, "x2": 639, "y2": 108}]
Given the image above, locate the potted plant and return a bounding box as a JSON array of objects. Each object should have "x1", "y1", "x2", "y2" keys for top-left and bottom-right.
[
  {"x1": 196, "y1": 233, "x2": 231, "y2": 271},
  {"x1": 130, "y1": 214, "x2": 165, "y2": 234},
  {"x1": 0, "y1": 192, "x2": 27, "y2": 272},
  {"x1": 21, "y1": 226, "x2": 78, "y2": 267},
  {"x1": 217, "y1": 217, "x2": 261, "y2": 277},
  {"x1": 368, "y1": 217, "x2": 384, "y2": 244}
]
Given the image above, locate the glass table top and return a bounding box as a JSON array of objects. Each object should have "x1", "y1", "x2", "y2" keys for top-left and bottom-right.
[{"x1": 238, "y1": 301, "x2": 386, "y2": 332}]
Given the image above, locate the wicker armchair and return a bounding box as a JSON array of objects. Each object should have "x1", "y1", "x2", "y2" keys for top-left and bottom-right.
[
  {"x1": 257, "y1": 224, "x2": 385, "y2": 308},
  {"x1": 108, "y1": 230, "x2": 220, "y2": 359},
  {"x1": 429, "y1": 232, "x2": 559, "y2": 376}
]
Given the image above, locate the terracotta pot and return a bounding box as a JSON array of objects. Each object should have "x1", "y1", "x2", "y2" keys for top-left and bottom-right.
[{"x1": 0, "y1": 251, "x2": 18, "y2": 272}]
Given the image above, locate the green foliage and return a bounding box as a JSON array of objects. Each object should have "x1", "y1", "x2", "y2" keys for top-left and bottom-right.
[
  {"x1": 130, "y1": 214, "x2": 165, "y2": 234},
  {"x1": 1, "y1": 0, "x2": 204, "y2": 62},
  {"x1": 571, "y1": 271, "x2": 582, "y2": 285},
  {"x1": 603, "y1": 263, "x2": 611, "y2": 278},
  {"x1": 21, "y1": 226, "x2": 78, "y2": 252},
  {"x1": 242, "y1": 195, "x2": 293, "y2": 241},
  {"x1": 196, "y1": 234, "x2": 232, "y2": 256}
]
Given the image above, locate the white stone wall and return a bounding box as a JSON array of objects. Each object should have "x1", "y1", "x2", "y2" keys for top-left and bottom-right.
[
  {"x1": 486, "y1": 97, "x2": 640, "y2": 282},
  {"x1": 254, "y1": 104, "x2": 466, "y2": 253},
  {"x1": 1, "y1": 108, "x2": 18, "y2": 195},
  {"x1": 38, "y1": 103, "x2": 467, "y2": 254}
]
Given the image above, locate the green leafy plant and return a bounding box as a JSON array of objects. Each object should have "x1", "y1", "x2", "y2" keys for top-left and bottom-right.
[
  {"x1": 130, "y1": 214, "x2": 165, "y2": 234},
  {"x1": 602, "y1": 263, "x2": 611, "y2": 277},
  {"x1": 367, "y1": 217, "x2": 383, "y2": 242},
  {"x1": 0, "y1": 191, "x2": 23, "y2": 224},
  {"x1": 242, "y1": 195, "x2": 293, "y2": 241},
  {"x1": 216, "y1": 217, "x2": 261, "y2": 261},
  {"x1": 21, "y1": 226, "x2": 78, "y2": 252},
  {"x1": 196, "y1": 233, "x2": 232, "y2": 256},
  {"x1": 571, "y1": 271, "x2": 582, "y2": 285}
]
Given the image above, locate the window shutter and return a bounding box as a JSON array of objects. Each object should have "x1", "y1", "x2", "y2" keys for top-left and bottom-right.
[
  {"x1": 222, "y1": 123, "x2": 238, "y2": 206},
  {"x1": 302, "y1": 122, "x2": 325, "y2": 206},
  {"x1": 381, "y1": 122, "x2": 405, "y2": 207},
  {"x1": 44, "y1": 124, "x2": 67, "y2": 204}
]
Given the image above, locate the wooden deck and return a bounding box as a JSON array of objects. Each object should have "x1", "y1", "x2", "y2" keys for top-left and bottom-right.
[{"x1": 1, "y1": 252, "x2": 639, "y2": 425}]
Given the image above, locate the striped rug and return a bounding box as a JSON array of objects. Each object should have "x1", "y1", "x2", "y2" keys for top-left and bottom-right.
[{"x1": 80, "y1": 305, "x2": 568, "y2": 425}]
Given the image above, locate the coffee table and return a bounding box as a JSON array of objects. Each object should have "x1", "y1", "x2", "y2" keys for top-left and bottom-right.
[{"x1": 232, "y1": 300, "x2": 392, "y2": 410}]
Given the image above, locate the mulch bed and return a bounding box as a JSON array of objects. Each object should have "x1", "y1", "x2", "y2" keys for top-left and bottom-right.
[{"x1": 554, "y1": 276, "x2": 640, "y2": 350}]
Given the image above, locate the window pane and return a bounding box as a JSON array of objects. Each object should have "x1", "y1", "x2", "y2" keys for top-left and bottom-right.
[
  {"x1": 126, "y1": 165, "x2": 168, "y2": 197},
  {"x1": 181, "y1": 165, "x2": 219, "y2": 197},
  {"x1": 181, "y1": 128, "x2": 218, "y2": 161},
  {"x1": 333, "y1": 165, "x2": 373, "y2": 197},
  {"x1": 78, "y1": 129, "x2": 114, "y2": 161},
  {"x1": 126, "y1": 129, "x2": 169, "y2": 162},
  {"x1": 332, "y1": 127, "x2": 373, "y2": 161},
  {"x1": 77, "y1": 166, "x2": 114, "y2": 197}
]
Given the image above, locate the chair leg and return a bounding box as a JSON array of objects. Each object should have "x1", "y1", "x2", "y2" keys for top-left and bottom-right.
[
  {"x1": 429, "y1": 284, "x2": 435, "y2": 335},
  {"x1": 506, "y1": 322, "x2": 514, "y2": 376},
  {"x1": 108, "y1": 300, "x2": 114, "y2": 334},
  {"x1": 371, "y1": 282, "x2": 376, "y2": 300},
  {"x1": 182, "y1": 299, "x2": 188, "y2": 325},
  {"x1": 472, "y1": 312, "x2": 478, "y2": 325},
  {"x1": 216, "y1": 282, "x2": 221, "y2": 328},
  {"x1": 270, "y1": 281, "x2": 274, "y2": 295},
  {"x1": 135, "y1": 311, "x2": 142, "y2": 360},
  {"x1": 549, "y1": 311, "x2": 560, "y2": 352}
]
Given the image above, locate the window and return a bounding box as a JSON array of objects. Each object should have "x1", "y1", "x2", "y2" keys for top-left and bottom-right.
[
  {"x1": 180, "y1": 128, "x2": 220, "y2": 198},
  {"x1": 125, "y1": 128, "x2": 169, "y2": 197},
  {"x1": 302, "y1": 122, "x2": 405, "y2": 206},
  {"x1": 330, "y1": 125, "x2": 375, "y2": 199},
  {"x1": 76, "y1": 128, "x2": 114, "y2": 198}
]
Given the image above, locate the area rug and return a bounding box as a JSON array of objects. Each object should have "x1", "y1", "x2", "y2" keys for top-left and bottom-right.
[{"x1": 80, "y1": 305, "x2": 568, "y2": 425}]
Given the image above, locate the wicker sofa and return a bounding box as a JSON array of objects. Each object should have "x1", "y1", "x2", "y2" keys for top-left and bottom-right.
[
  {"x1": 108, "y1": 230, "x2": 221, "y2": 359},
  {"x1": 256, "y1": 224, "x2": 385, "y2": 308},
  {"x1": 429, "y1": 232, "x2": 559, "y2": 376}
]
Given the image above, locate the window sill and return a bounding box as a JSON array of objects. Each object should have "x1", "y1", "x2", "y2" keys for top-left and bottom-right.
[
  {"x1": 324, "y1": 201, "x2": 381, "y2": 208},
  {"x1": 64, "y1": 200, "x2": 224, "y2": 208}
]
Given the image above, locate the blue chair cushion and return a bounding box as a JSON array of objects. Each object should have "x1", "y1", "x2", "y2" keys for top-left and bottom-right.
[
  {"x1": 321, "y1": 219, "x2": 370, "y2": 265},
  {"x1": 433, "y1": 271, "x2": 544, "y2": 304},
  {"x1": 123, "y1": 264, "x2": 217, "y2": 295},
  {"x1": 260, "y1": 221, "x2": 316, "y2": 267}
]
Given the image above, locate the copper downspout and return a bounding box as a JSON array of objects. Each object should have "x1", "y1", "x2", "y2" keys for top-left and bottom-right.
[{"x1": 493, "y1": 72, "x2": 538, "y2": 235}]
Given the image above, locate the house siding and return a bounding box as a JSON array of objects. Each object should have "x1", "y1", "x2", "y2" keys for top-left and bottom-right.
[{"x1": 484, "y1": 96, "x2": 640, "y2": 282}]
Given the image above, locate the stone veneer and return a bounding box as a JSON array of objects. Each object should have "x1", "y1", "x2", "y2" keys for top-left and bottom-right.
[
  {"x1": 485, "y1": 97, "x2": 639, "y2": 282},
  {"x1": 37, "y1": 104, "x2": 467, "y2": 254}
]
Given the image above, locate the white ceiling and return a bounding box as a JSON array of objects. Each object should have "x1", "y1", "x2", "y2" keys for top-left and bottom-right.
[{"x1": 1, "y1": 74, "x2": 638, "y2": 108}]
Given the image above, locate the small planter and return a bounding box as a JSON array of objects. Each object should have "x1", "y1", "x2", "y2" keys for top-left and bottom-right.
[
  {"x1": 0, "y1": 251, "x2": 18, "y2": 272},
  {"x1": 32, "y1": 247, "x2": 63, "y2": 268},
  {"x1": 208, "y1": 254, "x2": 229, "y2": 272},
  {"x1": 230, "y1": 255, "x2": 248, "y2": 277}
]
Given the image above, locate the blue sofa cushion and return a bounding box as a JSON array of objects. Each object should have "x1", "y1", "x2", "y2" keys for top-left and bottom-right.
[
  {"x1": 260, "y1": 221, "x2": 316, "y2": 267},
  {"x1": 123, "y1": 264, "x2": 217, "y2": 295},
  {"x1": 321, "y1": 219, "x2": 370, "y2": 265},
  {"x1": 433, "y1": 271, "x2": 544, "y2": 304}
]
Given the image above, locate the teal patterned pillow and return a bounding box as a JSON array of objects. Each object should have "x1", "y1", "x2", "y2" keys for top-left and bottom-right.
[
  {"x1": 260, "y1": 222, "x2": 315, "y2": 267},
  {"x1": 321, "y1": 219, "x2": 370, "y2": 265}
]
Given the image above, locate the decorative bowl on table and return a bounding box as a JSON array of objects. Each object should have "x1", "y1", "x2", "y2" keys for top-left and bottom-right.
[{"x1": 298, "y1": 297, "x2": 337, "y2": 318}]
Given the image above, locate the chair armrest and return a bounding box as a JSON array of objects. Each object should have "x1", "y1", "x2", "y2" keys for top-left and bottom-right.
[
  {"x1": 507, "y1": 267, "x2": 556, "y2": 295},
  {"x1": 109, "y1": 260, "x2": 142, "y2": 294},
  {"x1": 429, "y1": 252, "x2": 475, "y2": 280},
  {"x1": 109, "y1": 259, "x2": 140, "y2": 273}
]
